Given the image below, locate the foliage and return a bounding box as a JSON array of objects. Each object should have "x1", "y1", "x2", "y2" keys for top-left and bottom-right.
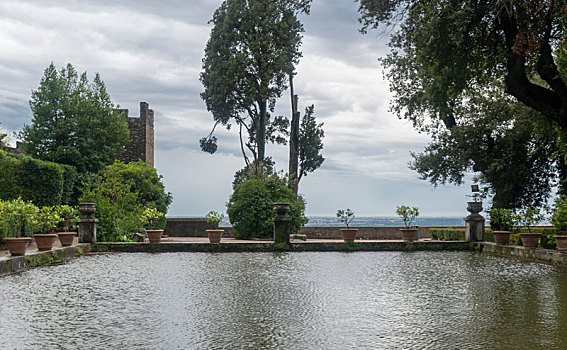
[
  {"x1": 232, "y1": 158, "x2": 277, "y2": 189},
  {"x1": 139, "y1": 207, "x2": 166, "y2": 230},
  {"x1": 103, "y1": 160, "x2": 172, "y2": 214},
  {"x1": 358, "y1": 1, "x2": 567, "y2": 206},
  {"x1": 227, "y1": 176, "x2": 307, "y2": 239},
  {"x1": 552, "y1": 195, "x2": 567, "y2": 232},
  {"x1": 514, "y1": 208, "x2": 545, "y2": 233},
  {"x1": 488, "y1": 208, "x2": 515, "y2": 231},
  {"x1": 358, "y1": 1, "x2": 567, "y2": 131},
  {"x1": 429, "y1": 228, "x2": 465, "y2": 241},
  {"x1": 80, "y1": 174, "x2": 142, "y2": 242},
  {"x1": 79, "y1": 161, "x2": 170, "y2": 241},
  {"x1": 0, "y1": 121, "x2": 6, "y2": 145},
  {"x1": 396, "y1": 205, "x2": 419, "y2": 228},
  {"x1": 200, "y1": 0, "x2": 311, "y2": 163},
  {"x1": 0, "y1": 198, "x2": 38, "y2": 238},
  {"x1": 205, "y1": 210, "x2": 224, "y2": 229},
  {"x1": 20, "y1": 62, "x2": 129, "y2": 174},
  {"x1": 33, "y1": 206, "x2": 61, "y2": 234},
  {"x1": 298, "y1": 105, "x2": 325, "y2": 183},
  {"x1": 336, "y1": 208, "x2": 355, "y2": 228},
  {"x1": 0, "y1": 150, "x2": 79, "y2": 207},
  {"x1": 409, "y1": 89, "x2": 561, "y2": 209}
]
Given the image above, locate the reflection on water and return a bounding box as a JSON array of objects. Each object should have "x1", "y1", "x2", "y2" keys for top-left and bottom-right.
[{"x1": 1, "y1": 252, "x2": 566, "y2": 349}]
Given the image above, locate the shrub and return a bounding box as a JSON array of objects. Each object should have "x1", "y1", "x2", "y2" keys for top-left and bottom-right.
[
  {"x1": 0, "y1": 150, "x2": 79, "y2": 207},
  {"x1": 0, "y1": 198, "x2": 38, "y2": 238},
  {"x1": 430, "y1": 228, "x2": 465, "y2": 240},
  {"x1": 79, "y1": 161, "x2": 171, "y2": 241},
  {"x1": 227, "y1": 175, "x2": 307, "y2": 239}
]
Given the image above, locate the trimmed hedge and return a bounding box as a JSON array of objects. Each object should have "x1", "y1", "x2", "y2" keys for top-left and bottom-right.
[
  {"x1": 0, "y1": 150, "x2": 78, "y2": 206},
  {"x1": 430, "y1": 228, "x2": 465, "y2": 241}
]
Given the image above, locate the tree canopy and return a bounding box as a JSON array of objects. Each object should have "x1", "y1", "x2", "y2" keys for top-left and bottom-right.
[
  {"x1": 358, "y1": 0, "x2": 567, "y2": 207},
  {"x1": 200, "y1": 0, "x2": 311, "y2": 164},
  {"x1": 21, "y1": 63, "x2": 129, "y2": 174},
  {"x1": 358, "y1": 1, "x2": 567, "y2": 132}
]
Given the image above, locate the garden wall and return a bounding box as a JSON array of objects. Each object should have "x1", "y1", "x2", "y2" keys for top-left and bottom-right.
[{"x1": 164, "y1": 217, "x2": 455, "y2": 239}]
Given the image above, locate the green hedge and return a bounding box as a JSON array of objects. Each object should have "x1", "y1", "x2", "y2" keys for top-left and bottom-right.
[
  {"x1": 0, "y1": 150, "x2": 78, "y2": 206},
  {"x1": 430, "y1": 228, "x2": 465, "y2": 240}
]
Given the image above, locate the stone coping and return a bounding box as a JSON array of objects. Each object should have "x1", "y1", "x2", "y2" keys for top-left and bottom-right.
[
  {"x1": 92, "y1": 239, "x2": 473, "y2": 253},
  {"x1": 0, "y1": 244, "x2": 90, "y2": 277},
  {"x1": 478, "y1": 242, "x2": 567, "y2": 267}
]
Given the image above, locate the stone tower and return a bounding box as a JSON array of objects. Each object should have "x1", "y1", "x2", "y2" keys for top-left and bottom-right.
[{"x1": 117, "y1": 102, "x2": 154, "y2": 167}]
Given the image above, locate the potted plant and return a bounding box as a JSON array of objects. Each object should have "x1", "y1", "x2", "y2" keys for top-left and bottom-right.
[
  {"x1": 205, "y1": 210, "x2": 224, "y2": 243},
  {"x1": 140, "y1": 207, "x2": 166, "y2": 243},
  {"x1": 0, "y1": 198, "x2": 37, "y2": 256},
  {"x1": 488, "y1": 208, "x2": 514, "y2": 245},
  {"x1": 551, "y1": 196, "x2": 567, "y2": 252},
  {"x1": 515, "y1": 207, "x2": 544, "y2": 249},
  {"x1": 56, "y1": 205, "x2": 79, "y2": 247},
  {"x1": 33, "y1": 206, "x2": 61, "y2": 251},
  {"x1": 396, "y1": 205, "x2": 420, "y2": 241},
  {"x1": 336, "y1": 208, "x2": 357, "y2": 242}
]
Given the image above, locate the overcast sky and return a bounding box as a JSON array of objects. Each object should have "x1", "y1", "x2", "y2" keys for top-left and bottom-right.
[{"x1": 0, "y1": 0, "x2": 473, "y2": 217}]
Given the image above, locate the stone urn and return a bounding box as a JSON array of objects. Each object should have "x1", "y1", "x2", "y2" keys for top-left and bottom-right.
[
  {"x1": 492, "y1": 231, "x2": 511, "y2": 245},
  {"x1": 5, "y1": 237, "x2": 30, "y2": 256},
  {"x1": 206, "y1": 229, "x2": 224, "y2": 243},
  {"x1": 340, "y1": 228, "x2": 358, "y2": 242},
  {"x1": 519, "y1": 232, "x2": 541, "y2": 249},
  {"x1": 554, "y1": 235, "x2": 567, "y2": 252},
  {"x1": 400, "y1": 228, "x2": 418, "y2": 242},
  {"x1": 57, "y1": 232, "x2": 76, "y2": 247},
  {"x1": 33, "y1": 233, "x2": 57, "y2": 251}
]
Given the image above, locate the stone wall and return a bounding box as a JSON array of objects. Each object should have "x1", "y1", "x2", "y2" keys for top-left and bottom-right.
[
  {"x1": 117, "y1": 102, "x2": 154, "y2": 167},
  {"x1": 164, "y1": 217, "x2": 459, "y2": 239},
  {"x1": 0, "y1": 141, "x2": 25, "y2": 155}
]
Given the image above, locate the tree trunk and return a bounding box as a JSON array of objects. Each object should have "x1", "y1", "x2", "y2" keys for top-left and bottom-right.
[
  {"x1": 288, "y1": 75, "x2": 300, "y2": 194},
  {"x1": 257, "y1": 100, "x2": 267, "y2": 162}
]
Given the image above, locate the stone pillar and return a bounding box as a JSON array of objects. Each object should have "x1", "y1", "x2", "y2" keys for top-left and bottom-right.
[
  {"x1": 273, "y1": 202, "x2": 291, "y2": 246},
  {"x1": 465, "y1": 201, "x2": 485, "y2": 242},
  {"x1": 78, "y1": 202, "x2": 98, "y2": 243}
]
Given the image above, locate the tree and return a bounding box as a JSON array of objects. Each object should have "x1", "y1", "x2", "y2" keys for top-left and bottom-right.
[
  {"x1": 358, "y1": 1, "x2": 567, "y2": 206},
  {"x1": 410, "y1": 88, "x2": 561, "y2": 208},
  {"x1": 200, "y1": 0, "x2": 311, "y2": 165},
  {"x1": 297, "y1": 105, "x2": 324, "y2": 186},
  {"x1": 357, "y1": 1, "x2": 567, "y2": 131},
  {"x1": 0, "y1": 121, "x2": 6, "y2": 146},
  {"x1": 21, "y1": 63, "x2": 129, "y2": 174}
]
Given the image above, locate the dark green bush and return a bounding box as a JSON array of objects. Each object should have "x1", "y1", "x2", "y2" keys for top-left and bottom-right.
[
  {"x1": 227, "y1": 176, "x2": 307, "y2": 239},
  {"x1": 0, "y1": 150, "x2": 78, "y2": 207}
]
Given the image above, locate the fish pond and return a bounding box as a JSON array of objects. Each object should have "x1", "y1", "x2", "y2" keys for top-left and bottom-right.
[{"x1": 1, "y1": 251, "x2": 566, "y2": 349}]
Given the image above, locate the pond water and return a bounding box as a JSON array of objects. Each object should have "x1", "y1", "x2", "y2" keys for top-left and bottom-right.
[{"x1": 1, "y1": 252, "x2": 567, "y2": 349}]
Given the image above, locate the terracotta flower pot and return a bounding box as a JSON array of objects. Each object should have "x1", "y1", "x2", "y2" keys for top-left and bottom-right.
[
  {"x1": 146, "y1": 230, "x2": 163, "y2": 243},
  {"x1": 207, "y1": 229, "x2": 224, "y2": 243},
  {"x1": 400, "y1": 228, "x2": 418, "y2": 242},
  {"x1": 519, "y1": 232, "x2": 541, "y2": 249},
  {"x1": 57, "y1": 232, "x2": 76, "y2": 247},
  {"x1": 5, "y1": 237, "x2": 30, "y2": 256},
  {"x1": 33, "y1": 234, "x2": 57, "y2": 251},
  {"x1": 340, "y1": 228, "x2": 358, "y2": 242},
  {"x1": 554, "y1": 235, "x2": 567, "y2": 252},
  {"x1": 492, "y1": 231, "x2": 511, "y2": 245}
]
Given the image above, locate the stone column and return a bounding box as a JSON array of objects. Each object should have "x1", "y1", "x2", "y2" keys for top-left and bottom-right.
[
  {"x1": 78, "y1": 202, "x2": 98, "y2": 243},
  {"x1": 465, "y1": 201, "x2": 485, "y2": 242},
  {"x1": 273, "y1": 202, "x2": 291, "y2": 246}
]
